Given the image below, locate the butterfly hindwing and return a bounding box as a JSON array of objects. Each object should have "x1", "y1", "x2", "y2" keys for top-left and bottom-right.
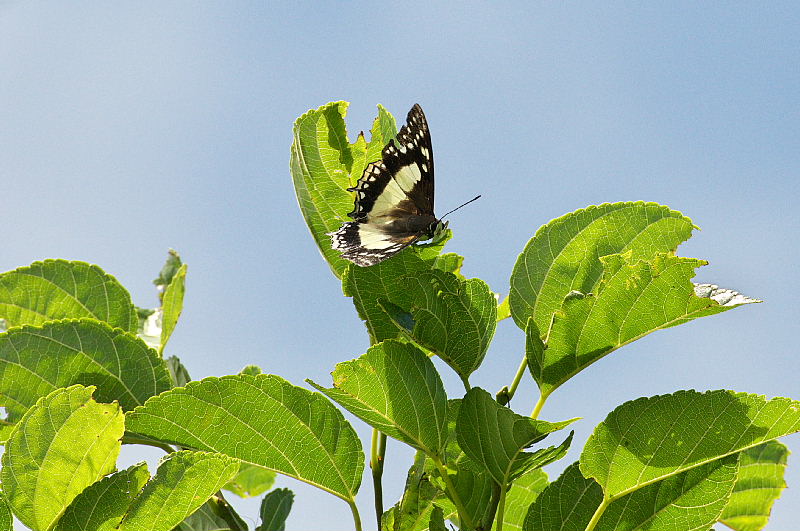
[{"x1": 330, "y1": 104, "x2": 441, "y2": 267}]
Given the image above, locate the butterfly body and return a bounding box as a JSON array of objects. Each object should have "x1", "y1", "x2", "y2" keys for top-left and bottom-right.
[{"x1": 329, "y1": 104, "x2": 442, "y2": 267}]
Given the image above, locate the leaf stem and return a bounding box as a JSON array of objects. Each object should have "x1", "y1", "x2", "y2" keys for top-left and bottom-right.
[
  {"x1": 584, "y1": 496, "x2": 610, "y2": 531},
  {"x1": 348, "y1": 499, "x2": 364, "y2": 531},
  {"x1": 370, "y1": 429, "x2": 387, "y2": 529},
  {"x1": 531, "y1": 392, "x2": 548, "y2": 420},
  {"x1": 431, "y1": 456, "x2": 475, "y2": 530},
  {"x1": 504, "y1": 356, "x2": 529, "y2": 404},
  {"x1": 121, "y1": 434, "x2": 175, "y2": 454},
  {"x1": 495, "y1": 484, "x2": 508, "y2": 531}
]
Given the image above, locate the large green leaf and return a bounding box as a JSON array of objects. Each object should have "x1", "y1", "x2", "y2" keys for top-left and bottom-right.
[
  {"x1": 496, "y1": 468, "x2": 548, "y2": 531},
  {"x1": 308, "y1": 340, "x2": 448, "y2": 456},
  {"x1": 0, "y1": 259, "x2": 137, "y2": 332},
  {"x1": 126, "y1": 374, "x2": 364, "y2": 502},
  {"x1": 581, "y1": 390, "x2": 800, "y2": 499},
  {"x1": 0, "y1": 319, "x2": 171, "y2": 421},
  {"x1": 719, "y1": 440, "x2": 789, "y2": 531},
  {"x1": 256, "y1": 488, "x2": 295, "y2": 531},
  {"x1": 290, "y1": 101, "x2": 397, "y2": 278},
  {"x1": 383, "y1": 270, "x2": 497, "y2": 382},
  {"x1": 528, "y1": 254, "x2": 760, "y2": 396},
  {"x1": 509, "y1": 202, "x2": 694, "y2": 331},
  {"x1": 2, "y1": 385, "x2": 124, "y2": 531},
  {"x1": 119, "y1": 451, "x2": 240, "y2": 531},
  {"x1": 456, "y1": 388, "x2": 574, "y2": 485},
  {"x1": 524, "y1": 456, "x2": 738, "y2": 531},
  {"x1": 55, "y1": 462, "x2": 150, "y2": 531}
]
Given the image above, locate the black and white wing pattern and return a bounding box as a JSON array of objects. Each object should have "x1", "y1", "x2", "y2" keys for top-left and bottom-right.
[{"x1": 329, "y1": 104, "x2": 444, "y2": 267}]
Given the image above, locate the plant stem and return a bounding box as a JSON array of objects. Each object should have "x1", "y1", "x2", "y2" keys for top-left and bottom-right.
[
  {"x1": 432, "y1": 456, "x2": 475, "y2": 530},
  {"x1": 584, "y1": 497, "x2": 610, "y2": 531},
  {"x1": 370, "y1": 428, "x2": 387, "y2": 529},
  {"x1": 505, "y1": 356, "x2": 529, "y2": 403},
  {"x1": 348, "y1": 499, "x2": 364, "y2": 531},
  {"x1": 121, "y1": 434, "x2": 175, "y2": 454},
  {"x1": 531, "y1": 392, "x2": 548, "y2": 419},
  {"x1": 495, "y1": 485, "x2": 508, "y2": 531}
]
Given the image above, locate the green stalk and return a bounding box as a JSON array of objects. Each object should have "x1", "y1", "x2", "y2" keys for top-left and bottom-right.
[
  {"x1": 431, "y1": 456, "x2": 475, "y2": 530},
  {"x1": 348, "y1": 499, "x2": 364, "y2": 531},
  {"x1": 531, "y1": 392, "x2": 548, "y2": 419},
  {"x1": 584, "y1": 497, "x2": 610, "y2": 531},
  {"x1": 370, "y1": 428, "x2": 387, "y2": 529}
]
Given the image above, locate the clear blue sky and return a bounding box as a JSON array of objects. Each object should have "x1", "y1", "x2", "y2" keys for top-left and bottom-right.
[{"x1": 2, "y1": 3, "x2": 798, "y2": 529}]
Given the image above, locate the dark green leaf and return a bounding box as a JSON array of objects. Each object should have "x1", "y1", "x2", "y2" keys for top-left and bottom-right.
[{"x1": 256, "y1": 488, "x2": 295, "y2": 531}]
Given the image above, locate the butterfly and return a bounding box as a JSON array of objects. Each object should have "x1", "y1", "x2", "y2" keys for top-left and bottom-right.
[{"x1": 329, "y1": 104, "x2": 456, "y2": 267}]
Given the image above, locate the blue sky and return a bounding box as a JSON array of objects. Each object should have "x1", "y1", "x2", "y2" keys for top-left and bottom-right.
[{"x1": 2, "y1": 2, "x2": 798, "y2": 529}]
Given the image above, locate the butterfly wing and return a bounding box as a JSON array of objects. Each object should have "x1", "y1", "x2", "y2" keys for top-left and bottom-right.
[{"x1": 330, "y1": 104, "x2": 437, "y2": 267}]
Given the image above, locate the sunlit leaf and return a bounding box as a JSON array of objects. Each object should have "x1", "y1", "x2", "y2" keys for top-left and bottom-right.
[
  {"x1": 309, "y1": 340, "x2": 448, "y2": 455},
  {"x1": 0, "y1": 259, "x2": 137, "y2": 331},
  {"x1": 2, "y1": 385, "x2": 124, "y2": 531},
  {"x1": 223, "y1": 463, "x2": 276, "y2": 498},
  {"x1": 126, "y1": 374, "x2": 364, "y2": 502},
  {"x1": 509, "y1": 202, "x2": 694, "y2": 331},
  {"x1": 290, "y1": 102, "x2": 397, "y2": 278},
  {"x1": 719, "y1": 440, "x2": 789, "y2": 531},
  {"x1": 0, "y1": 319, "x2": 171, "y2": 420},
  {"x1": 56, "y1": 462, "x2": 150, "y2": 531},
  {"x1": 456, "y1": 388, "x2": 574, "y2": 485},
  {"x1": 529, "y1": 254, "x2": 760, "y2": 396},
  {"x1": 581, "y1": 390, "x2": 800, "y2": 498},
  {"x1": 119, "y1": 451, "x2": 239, "y2": 531},
  {"x1": 160, "y1": 262, "x2": 186, "y2": 354},
  {"x1": 496, "y1": 467, "x2": 547, "y2": 531}
]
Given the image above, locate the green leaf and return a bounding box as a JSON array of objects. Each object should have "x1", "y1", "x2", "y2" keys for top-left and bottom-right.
[
  {"x1": 529, "y1": 254, "x2": 760, "y2": 396},
  {"x1": 0, "y1": 259, "x2": 138, "y2": 332},
  {"x1": 290, "y1": 102, "x2": 398, "y2": 278},
  {"x1": 496, "y1": 468, "x2": 548, "y2": 531},
  {"x1": 383, "y1": 451, "x2": 453, "y2": 531},
  {"x1": 223, "y1": 462, "x2": 276, "y2": 498},
  {"x1": 2, "y1": 385, "x2": 124, "y2": 531},
  {"x1": 55, "y1": 462, "x2": 150, "y2": 531},
  {"x1": 523, "y1": 462, "x2": 602, "y2": 531},
  {"x1": 166, "y1": 355, "x2": 192, "y2": 387},
  {"x1": 119, "y1": 451, "x2": 239, "y2": 531},
  {"x1": 525, "y1": 456, "x2": 739, "y2": 531},
  {"x1": 719, "y1": 440, "x2": 789, "y2": 531},
  {"x1": 160, "y1": 263, "x2": 187, "y2": 354},
  {"x1": 430, "y1": 400, "x2": 497, "y2": 530},
  {"x1": 256, "y1": 488, "x2": 295, "y2": 531},
  {"x1": 343, "y1": 251, "x2": 434, "y2": 343},
  {"x1": 581, "y1": 390, "x2": 800, "y2": 499},
  {"x1": 509, "y1": 202, "x2": 695, "y2": 331},
  {"x1": 308, "y1": 340, "x2": 448, "y2": 456},
  {"x1": 496, "y1": 296, "x2": 511, "y2": 322},
  {"x1": 173, "y1": 496, "x2": 248, "y2": 531},
  {"x1": 433, "y1": 253, "x2": 464, "y2": 277},
  {"x1": 0, "y1": 319, "x2": 171, "y2": 420},
  {"x1": 456, "y1": 388, "x2": 574, "y2": 485},
  {"x1": 428, "y1": 506, "x2": 447, "y2": 531},
  {"x1": 0, "y1": 493, "x2": 11, "y2": 531},
  {"x1": 389, "y1": 270, "x2": 497, "y2": 381},
  {"x1": 126, "y1": 374, "x2": 364, "y2": 502},
  {"x1": 240, "y1": 364, "x2": 263, "y2": 376},
  {"x1": 153, "y1": 249, "x2": 183, "y2": 290}
]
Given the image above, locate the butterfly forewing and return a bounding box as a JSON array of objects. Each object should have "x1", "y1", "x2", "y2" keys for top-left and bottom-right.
[{"x1": 330, "y1": 104, "x2": 441, "y2": 267}]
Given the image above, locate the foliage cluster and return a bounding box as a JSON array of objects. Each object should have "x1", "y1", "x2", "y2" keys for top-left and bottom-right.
[{"x1": 0, "y1": 102, "x2": 791, "y2": 531}]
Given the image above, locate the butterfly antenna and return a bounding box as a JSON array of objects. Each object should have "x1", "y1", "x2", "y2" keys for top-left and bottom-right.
[{"x1": 441, "y1": 195, "x2": 481, "y2": 219}]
